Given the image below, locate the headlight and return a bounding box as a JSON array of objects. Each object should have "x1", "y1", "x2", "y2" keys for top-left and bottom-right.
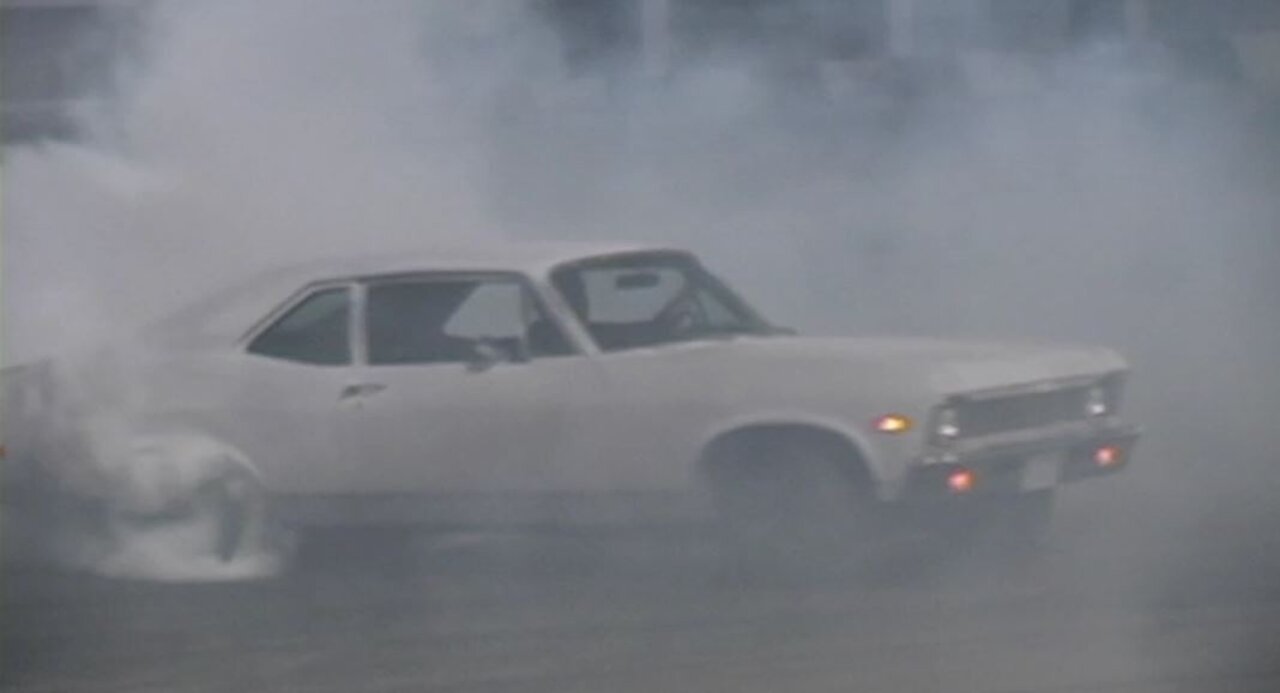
[
  {"x1": 935, "y1": 407, "x2": 960, "y2": 440},
  {"x1": 1086, "y1": 386, "x2": 1108, "y2": 416}
]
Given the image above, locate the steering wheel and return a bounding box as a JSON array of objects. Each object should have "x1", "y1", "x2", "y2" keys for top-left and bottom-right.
[{"x1": 653, "y1": 287, "x2": 705, "y2": 338}]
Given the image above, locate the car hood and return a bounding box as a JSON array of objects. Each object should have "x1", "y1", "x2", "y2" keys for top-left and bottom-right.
[{"x1": 722, "y1": 334, "x2": 1127, "y2": 396}]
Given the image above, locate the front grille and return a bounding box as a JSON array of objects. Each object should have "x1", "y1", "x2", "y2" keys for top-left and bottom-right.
[{"x1": 953, "y1": 385, "x2": 1090, "y2": 439}]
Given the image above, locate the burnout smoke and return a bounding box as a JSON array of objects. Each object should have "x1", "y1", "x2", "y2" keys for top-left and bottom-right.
[{"x1": 3, "y1": 0, "x2": 1279, "y2": 584}]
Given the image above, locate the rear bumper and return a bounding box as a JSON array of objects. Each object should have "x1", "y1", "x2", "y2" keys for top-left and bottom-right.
[{"x1": 900, "y1": 422, "x2": 1140, "y2": 501}]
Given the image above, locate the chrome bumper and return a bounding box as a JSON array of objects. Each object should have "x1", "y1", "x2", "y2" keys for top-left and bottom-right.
[{"x1": 903, "y1": 421, "x2": 1141, "y2": 500}]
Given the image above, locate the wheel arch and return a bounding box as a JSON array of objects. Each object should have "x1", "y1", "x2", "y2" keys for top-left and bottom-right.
[
  {"x1": 110, "y1": 427, "x2": 265, "y2": 515},
  {"x1": 696, "y1": 416, "x2": 882, "y2": 494}
]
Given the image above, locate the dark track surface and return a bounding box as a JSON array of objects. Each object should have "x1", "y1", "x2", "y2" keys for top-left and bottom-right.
[{"x1": 5, "y1": 463, "x2": 1280, "y2": 693}]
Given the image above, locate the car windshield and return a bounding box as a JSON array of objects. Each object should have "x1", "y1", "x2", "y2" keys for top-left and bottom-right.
[{"x1": 550, "y1": 252, "x2": 777, "y2": 352}]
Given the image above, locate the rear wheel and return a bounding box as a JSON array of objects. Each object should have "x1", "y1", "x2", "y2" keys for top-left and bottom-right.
[{"x1": 190, "y1": 470, "x2": 264, "y2": 563}]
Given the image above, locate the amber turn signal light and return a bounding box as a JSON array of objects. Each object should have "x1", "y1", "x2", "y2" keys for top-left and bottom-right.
[{"x1": 873, "y1": 414, "x2": 913, "y2": 434}]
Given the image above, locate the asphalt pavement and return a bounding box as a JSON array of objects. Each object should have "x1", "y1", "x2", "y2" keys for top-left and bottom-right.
[{"x1": 4, "y1": 454, "x2": 1280, "y2": 693}]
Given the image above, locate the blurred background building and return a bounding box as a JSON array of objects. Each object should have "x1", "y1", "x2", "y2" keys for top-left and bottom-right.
[
  {"x1": 1, "y1": 0, "x2": 145, "y2": 142},
  {"x1": 3, "y1": 0, "x2": 1279, "y2": 143}
]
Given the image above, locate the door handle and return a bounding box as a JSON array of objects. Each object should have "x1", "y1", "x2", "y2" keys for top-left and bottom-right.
[{"x1": 339, "y1": 383, "x2": 387, "y2": 400}]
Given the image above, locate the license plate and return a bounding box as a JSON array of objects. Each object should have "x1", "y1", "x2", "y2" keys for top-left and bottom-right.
[{"x1": 1021, "y1": 451, "x2": 1064, "y2": 491}]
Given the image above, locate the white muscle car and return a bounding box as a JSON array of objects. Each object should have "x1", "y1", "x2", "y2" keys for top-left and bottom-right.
[{"x1": 2, "y1": 242, "x2": 1139, "y2": 562}]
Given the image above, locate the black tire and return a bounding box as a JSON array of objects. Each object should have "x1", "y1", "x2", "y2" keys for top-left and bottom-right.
[
  {"x1": 706, "y1": 432, "x2": 874, "y2": 576},
  {"x1": 191, "y1": 472, "x2": 259, "y2": 563}
]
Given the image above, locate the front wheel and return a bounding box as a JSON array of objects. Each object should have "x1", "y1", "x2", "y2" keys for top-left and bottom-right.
[{"x1": 706, "y1": 433, "x2": 875, "y2": 577}]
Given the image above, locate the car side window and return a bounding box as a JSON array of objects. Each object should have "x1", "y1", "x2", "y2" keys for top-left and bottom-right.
[
  {"x1": 247, "y1": 286, "x2": 351, "y2": 365},
  {"x1": 443, "y1": 281, "x2": 525, "y2": 341},
  {"x1": 365, "y1": 277, "x2": 572, "y2": 366}
]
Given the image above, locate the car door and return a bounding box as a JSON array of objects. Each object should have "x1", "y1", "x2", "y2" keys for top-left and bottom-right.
[
  {"x1": 544, "y1": 262, "x2": 736, "y2": 495},
  {"x1": 551, "y1": 343, "x2": 731, "y2": 499},
  {"x1": 338, "y1": 273, "x2": 578, "y2": 497},
  {"x1": 229, "y1": 283, "x2": 358, "y2": 495}
]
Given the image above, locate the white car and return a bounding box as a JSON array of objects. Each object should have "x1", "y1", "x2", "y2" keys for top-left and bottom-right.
[{"x1": 3, "y1": 242, "x2": 1138, "y2": 561}]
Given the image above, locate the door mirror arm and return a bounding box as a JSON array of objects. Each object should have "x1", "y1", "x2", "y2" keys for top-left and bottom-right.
[
  {"x1": 465, "y1": 340, "x2": 504, "y2": 373},
  {"x1": 465, "y1": 337, "x2": 532, "y2": 372}
]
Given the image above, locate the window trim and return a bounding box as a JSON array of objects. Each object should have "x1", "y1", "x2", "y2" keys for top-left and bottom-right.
[
  {"x1": 354, "y1": 270, "x2": 581, "y2": 366},
  {"x1": 240, "y1": 281, "x2": 357, "y2": 367}
]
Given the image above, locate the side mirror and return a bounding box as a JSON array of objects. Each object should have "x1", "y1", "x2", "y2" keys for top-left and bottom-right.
[
  {"x1": 465, "y1": 340, "x2": 504, "y2": 373},
  {"x1": 465, "y1": 337, "x2": 530, "y2": 373}
]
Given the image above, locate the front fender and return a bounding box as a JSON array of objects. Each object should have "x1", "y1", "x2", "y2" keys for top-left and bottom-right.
[{"x1": 698, "y1": 412, "x2": 898, "y2": 492}]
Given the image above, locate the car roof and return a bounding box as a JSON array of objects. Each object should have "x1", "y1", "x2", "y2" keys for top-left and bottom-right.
[
  {"x1": 285, "y1": 240, "x2": 678, "y2": 280},
  {"x1": 145, "y1": 240, "x2": 684, "y2": 347}
]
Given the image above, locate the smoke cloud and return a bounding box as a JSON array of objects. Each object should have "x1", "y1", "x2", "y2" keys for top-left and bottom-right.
[{"x1": 3, "y1": 0, "x2": 1279, "y2": 580}]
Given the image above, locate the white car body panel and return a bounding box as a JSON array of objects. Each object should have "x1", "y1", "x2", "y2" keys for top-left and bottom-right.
[
  {"x1": 341, "y1": 357, "x2": 573, "y2": 494},
  {"x1": 2, "y1": 242, "x2": 1137, "y2": 527}
]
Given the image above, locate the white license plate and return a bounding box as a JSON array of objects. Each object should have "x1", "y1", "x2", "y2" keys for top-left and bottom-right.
[{"x1": 1021, "y1": 451, "x2": 1064, "y2": 491}]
